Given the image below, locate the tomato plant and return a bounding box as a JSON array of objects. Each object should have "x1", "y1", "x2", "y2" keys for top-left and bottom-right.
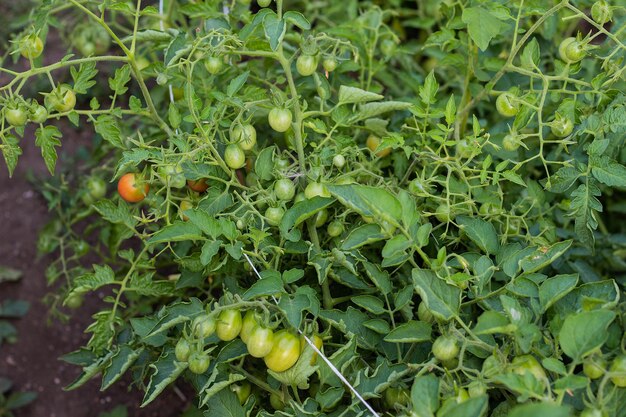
[{"x1": 4, "y1": 1, "x2": 626, "y2": 416}]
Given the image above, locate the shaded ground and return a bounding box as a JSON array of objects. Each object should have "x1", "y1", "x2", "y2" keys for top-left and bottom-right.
[{"x1": 0, "y1": 128, "x2": 190, "y2": 417}]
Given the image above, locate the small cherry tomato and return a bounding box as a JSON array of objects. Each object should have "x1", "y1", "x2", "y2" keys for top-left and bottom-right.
[
  {"x1": 231, "y1": 381, "x2": 252, "y2": 404},
  {"x1": 187, "y1": 178, "x2": 209, "y2": 193},
  {"x1": 296, "y1": 54, "x2": 317, "y2": 76},
  {"x1": 247, "y1": 325, "x2": 275, "y2": 358},
  {"x1": 188, "y1": 351, "x2": 210, "y2": 374},
  {"x1": 49, "y1": 85, "x2": 77, "y2": 113},
  {"x1": 258, "y1": 0, "x2": 272, "y2": 7},
  {"x1": 496, "y1": 93, "x2": 520, "y2": 117},
  {"x1": 64, "y1": 292, "x2": 84, "y2": 309},
  {"x1": 30, "y1": 105, "x2": 48, "y2": 124},
  {"x1": 581, "y1": 409, "x2": 607, "y2": 417},
  {"x1": 86, "y1": 177, "x2": 107, "y2": 199},
  {"x1": 225, "y1": 144, "x2": 246, "y2": 169},
  {"x1": 175, "y1": 338, "x2": 192, "y2": 362},
  {"x1": 300, "y1": 334, "x2": 323, "y2": 365},
  {"x1": 609, "y1": 355, "x2": 626, "y2": 387},
  {"x1": 264, "y1": 330, "x2": 301, "y2": 372},
  {"x1": 304, "y1": 182, "x2": 330, "y2": 199},
  {"x1": 159, "y1": 165, "x2": 186, "y2": 188},
  {"x1": 327, "y1": 220, "x2": 344, "y2": 237},
  {"x1": 117, "y1": 173, "x2": 149, "y2": 203},
  {"x1": 591, "y1": 1, "x2": 612, "y2": 24},
  {"x1": 274, "y1": 178, "x2": 296, "y2": 201},
  {"x1": 434, "y1": 203, "x2": 452, "y2": 223},
  {"x1": 265, "y1": 207, "x2": 285, "y2": 226},
  {"x1": 332, "y1": 154, "x2": 345, "y2": 168},
  {"x1": 417, "y1": 301, "x2": 435, "y2": 323},
  {"x1": 231, "y1": 124, "x2": 257, "y2": 151},
  {"x1": 564, "y1": 40, "x2": 586, "y2": 63},
  {"x1": 366, "y1": 135, "x2": 391, "y2": 157},
  {"x1": 468, "y1": 381, "x2": 487, "y2": 397},
  {"x1": 270, "y1": 392, "x2": 285, "y2": 410},
  {"x1": 323, "y1": 57, "x2": 338, "y2": 72},
  {"x1": 216, "y1": 309, "x2": 243, "y2": 341},
  {"x1": 205, "y1": 56, "x2": 223, "y2": 74},
  {"x1": 19, "y1": 35, "x2": 44, "y2": 59},
  {"x1": 179, "y1": 199, "x2": 193, "y2": 221},
  {"x1": 432, "y1": 335, "x2": 459, "y2": 361},
  {"x1": 511, "y1": 355, "x2": 547, "y2": 381},
  {"x1": 314, "y1": 208, "x2": 328, "y2": 227},
  {"x1": 551, "y1": 117, "x2": 574, "y2": 137},
  {"x1": 456, "y1": 139, "x2": 474, "y2": 159},
  {"x1": 193, "y1": 314, "x2": 217, "y2": 338},
  {"x1": 73, "y1": 240, "x2": 90, "y2": 256},
  {"x1": 502, "y1": 133, "x2": 522, "y2": 151},
  {"x1": 4, "y1": 107, "x2": 28, "y2": 127},
  {"x1": 583, "y1": 356, "x2": 606, "y2": 380},
  {"x1": 268, "y1": 108, "x2": 293, "y2": 132},
  {"x1": 240, "y1": 310, "x2": 260, "y2": 344},
  {"x1": 383, "y1": 387, "x2": 410, "y2": 410}
]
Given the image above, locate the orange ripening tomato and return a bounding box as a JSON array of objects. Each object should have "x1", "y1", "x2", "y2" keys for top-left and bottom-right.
[
  {"x1": 187, "y1": 178, "x2": 209, "y2": 193},
  {"x1": 117, "y1": 173, "x2": 149, "y2": 203}
]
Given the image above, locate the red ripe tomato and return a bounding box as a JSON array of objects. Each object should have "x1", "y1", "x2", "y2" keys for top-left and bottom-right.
[
  {"x1": 187, "y1": 178, "x2": 209, "y2": 193},
  {"x1": 117, "y1": 173, "x2": 149, "y2": 203}
]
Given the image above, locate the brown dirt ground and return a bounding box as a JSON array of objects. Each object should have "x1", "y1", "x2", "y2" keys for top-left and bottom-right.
[{"x1": 0, "y1": 123, "x2": 193, "y2": 417}]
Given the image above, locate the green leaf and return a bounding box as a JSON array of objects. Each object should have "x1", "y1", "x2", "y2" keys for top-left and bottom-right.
[
  {"x1": 441, "y1": 396, "x2": 488, "y2": 417},
  {"x1": 279, "y1": 197, "x2": 335, "y2": 241},
  {"x1": 462, "y1": 6, "x2": 508, "y2": 51},
  {"x1": 65, "y1": 352, "x2": 113, "y2": 391},
  {"x1": 538, "y1": 274, "x2": 578, "y2": 313},
  {"x1": 456, "y1": 216, "x2": 500, "y2": 254},
  {"x1": 243, "y1": 272, "x2": 284, "y2": 300},
  {"x1": 35, "y1": 125, "x2": 62, "y2": 175},
  {"x1": 71, "y1": 61, "x2": 98, "y2": 94},
  {"x1": 147, "y1": 222, "x2": 204, "y2": 244},
  {"x1": 412, "y1": 269, "x2": 461, "y2": 321},
  {"x1": 283, "y1": 11, "x2": 311, "y2": 30},
  {"x1": 352, "y1": 295, "x2": 386, "y2": 315},
  {"x1": 508, "y1": 403, "x2": 572, "y2": 417},
  {"x1": 101, "y1": 345, "x2": 142, "y2": 390},
  {"x1": 590, "y1": 155, "x2": 626, "y2": 187},
  {"x1": 340, "y1": 224, "x2": 386, "y2": 250},
  {"x1": 519, "y1": 240, "x2": 572, "y2": 275},
  {"x1": 93, "y1": 200, "x2": 137, "y2": 230},
  {"x1": 410, "y1": 375, "x2": 439, "y2": 417},
  {"x1": 337, "y1": 85, "x2": 383, "y2": 104},
  {"x1": 108, "y1": 64, "x2": 131, "y2": 96},
  {"x1": 226, "y1": 71, "x2": 249, "y2": 97},
  {"x1": 141, "y1": 349, "x2": 187, "y2": 407},
  {"x1": 0, "y1": 299, "x2": 29, "y2": 318},
  {"x1": 254, "y1": 146, "x2": 275, "y2": 181},
  {"x1": 168, "y1": 102, "x2": 181, "y2": 128},
  {"x1": 326, "y1": 184, "x2": 402, "y2": 226},
  {"x1": 384, "y1": 321, "x2": 432, "y2": 343},
  {"x1": 353, "y1": 101, "x2": 412, "y2": 121},
  {"x1": 263, "y1": 12, "x2": 285, "y2": 51},
  {"x1": 200, "y1": 240, "x2": 221, "y2": 265},
  {"x1": 94, "y1": 115, "x2": 124, "y2": 148},
  {"x1": 559, "y1": 309, "x2": 616, "y2": 361},
  {"x1": 203, "y1": 389, "x2": 245, "y2": 417},
  {"x1": 1, "y1": 134, "x2": 22, "y2": 177}
]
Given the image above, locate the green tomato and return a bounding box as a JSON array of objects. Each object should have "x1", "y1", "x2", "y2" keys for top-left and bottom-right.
[
  {"x1": 224, "y1": 144, "x2": 246, "y2": 169},
  {"x1": 609, "y1": 355, "x2": 626, "y2": 387},
  {"x1": 468, "y1": 381, "x2": 487, "y2": 397},
  {"x1": 246, "y1": 325, "x2": 275, "y2": 358},
  {"x1": 188, "y1": 351, "x2": 210, "y2": 374},
  {"x1": 496, "y1": 93, "x2": 520, "y2": 117},
  {"x1": 240, "y1": 310, "x2": 260, "y2": 344},
  {"x1": 205, "y1": 56, "x2": 223, "y2": 74},
  {"x1": 564, "y1": 40, "x2": 586, "y2": 63},
  {"x1": 216, "y1": 309, "x2": 243, "y2": 341},
  {"x1": 551, "y1": 117, "x2": 574, "y2": 138},
  {"x1": 296, "y1": 54, "x2": 317, "y2": 76},
  {"x1": 65, "y1": 292, "x2": 84, "y2": 309},
  {"x1": 30, "y1": 105, "x2": 48, "y2": 124},
  {"x1": 502, "y1": 133, "x2": 522, "y2": 151},
  {"x1": 270, "y1": 392, "x2": 285, "y2": 410},
  {"x1": 432, "y1": 335, "x2": 459, "y2": 361},
  {"x1": 73, "y1": 240, "x2": 90, "y2": 256},
  {"x1": 583, "y1": 356, "x2": 606, "y2": 380},
  {"x1": 580, "y1": 409, "x2": 607, "y2": 417},
  {"x1": 304, "y1": 182, "x2": 330, "y2": 199},
  {"x1": 175, "y1": 338, "x2": 192, "y2": 362},
  {"x1": 19, "y1": 35, "x2": 44, "y2": 59},
  {"x1": 265, "y1": 207, "x2": 285, "y2": 226},
  {"x1": 268, "y1": 108, "x2": 293, "y2": 132},
  {"x1": 383, "y1": 387, "x2": 410, "y2": 410},
  {"x1": 456, "y1": 139, "x2": 474, "y2": 158},
  {"x1": 294, "y1": 192, "x2": 306, "y2": 203},
  {"x1": 231, "y1": 381, "x2": 252, "y2": 405},
  {"x1": 193, "y1": 314, "x2": 217, "y2": 339},
  {"x1": 314, "y1": 208, "x2": 329, "y2": 227},
  {"x1": 49, "y1": 85, "x2": 77, "y2": 113},
  {"x1": 258, "y1": 0, "x2": 272, "y2": 6},
  {"x1": 417, "y1": 301, "x2": 435, "y2": 323},
  {"x1": 5, "y1": 107, "x2": 28, "y2": 127},
  {"x1": 435, "y1": 203, "x2": 452, "y2": 223},
  {"x1": 511, "y1": 355, "x2": 547, "y2": 381},
  {"x1": 327, "y1": 220, "x2": 344, "y2": 237},
  {"x1": 591, "y1": 1, "x2": 612, "y2": 24},
  {"x1": 323, "y1": 57, "x2": 338, "y2": 72},
  {"x1": 86, "y1": 177, "x2": 107, "y2": 199},
  {"x1": 158, "y1": 165, "x2": 186, "y2": 189},
  {"x1": 231, "y1": 124, "x2": 257, "y2": 151},
  {"x1": 274, "y1": 178, "x2": 296, "y2": 201},
  {"x1": 479, "y1": 202, "x2": 501, "y2": 216},
  {"x1": 332, "y1": 154, "x2": 346, "y2": 168},
  {"x1": 380, "y1": 39, "x2": 397, "y2": 57},
  {"x1": 264, "y1": 330, "x2": 301, "y2": 372}
]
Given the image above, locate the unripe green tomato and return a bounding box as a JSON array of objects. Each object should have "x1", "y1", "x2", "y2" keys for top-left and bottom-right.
[
  {"x1": 511, "y1": 355, "x2": 547, "y2": 381},
  {"x1": 86, "y1": 177, "x2": 107, "y2": 199},
  {"x1": 246, "y1": 172, "x2": 260, "y2": 188},
  {"x1": 270, "y1": 392, "x2": 285, "y2": 410},
  {"x1": 193, "y1": 314, "x2": 217, "y2": 338},
  {"x1": 591, "y1": 1, "x2": 612, "y2": 24},
  {"x1": 65, "y1": 292, "x2": 84, "y2": 309},
  {"x1": 73, "y1": 240, "x2": 90, "y2": 256},
  {"x1": 580, "y1": 409, "x2": 607, "y2": 417},
  {"x1": 432, "y1": 335, "x2": 459, "y2": 361},
  {"x1": 305, "y1": 182, "x2": 330, "y2": 199},
  {"x1": 216, "y1": 309, "x2": 243, "y2": 341},
  {"x1": 383, "y1": 387, "x2": 410, "y2": 409},
  {"x1": 79, "y1": 42, "x2": 95, "y2": 56},
  {"x1": 333, "y1": 154, "x2": 346, "y2": 168},
  {"x1": 258, "y1": 0, "x2": 272, "y2": 6},
  {"x1": 263, "y1": 330, "x2": 301, "y2": 372},
  {"x1": 327, "y1": 220, "x2": 344, "y2": 237},
  {"x1": 159, "y1": 165, "x2": 186, "y2": 189},
  {"x1": 456, "y1": 139, "x2": 474, "y2": 158},
  {"x1": 435, "y1": 203, "x2": 452, "y2": 223},
  {"x1": 231, "y1": 124, "x2": 257, "y2": 151},
  {"x1": 559, "y1": 38, "x2": 580, "y2": 63},
  {"x1": 551, "y1": 117, "x2": 574, "y2": 137},
  {"x1": 30, "y1": 105, "x2": 48, "y2": 124},
  {"x1": 51, "y1": 86, "x2": 77, "y2": 112},
  {"x1": 417, "y1": 301, "x2": 435, "y2": 323},
  {"x1": 231, "y1": 381, "x2": 252, "y2": 405},
  {"x1": 274, "y1": 178, "x2": 296, "y2": 201},
  {"x1": 265, "y1": 207, "x2": 285, "y2": 226},
  {"x1": 323, "y1": 57, "x2": 338, "y2": 72},
  {"x1": 583, "y1": 357, "x2": 606, "y2": 380},
  {"x1": 314, "y1": 208, "x2": 329, "y2": 227},
  {"x1": 246, "y1": 325, "x2": 275, "y2": 358},
  {"x1": 468, "y1": 381, "x2": 487, "y2": 397},
  {"x1": 224, "y1": 144, "x2": 246, "y2": 169},
  {"x1": 205, "y1": 56, "x2": 223, "y2": 74},
  {"x1": 479, "y1": 202, "x2": 501, "y2": 216},
  {"x1": 175, "y1": 338, "x2": 192, "y2": 362},
  {"x1": 502, "y1": 134, "x2": 522, "y2": 151},
  {"x1": 294, "y1": 192, "x2": 306, "y2": 203},
  {"x1": 296, "y1": 54, "x2": 317, "y2": 76},
  {"x1": 240, "y1": 310, "x2": 260, "y2": 344},
  {"x1": 380, "y1": 39, "x2": 397, "y2": 57},
  {"x1": 564, "y1": 40, "x2": 586, "y2": 63},
  {"x1": 496, "y1": 93, "x2": 520, "y2": 117},
  {"x1": 482, "y1": 355, "x2": 502, "y2": 378},
  {"x1": 268, "y1": 108, "x2": 293, "y2": 132},
  {"x1": 19, "y1": 35, "x2": 44, "y2": 59},
  {"x1": 5, "y1": 108, "x2": 28, "y2": 127},
  {"x1": 609, "y1": 355, "x2": 626, "y2": 387},
  {"x1": 188, "y1": 351, "x2": 210, "y2": 374},
  {"x1": 335, "y1": 176, "x2": 355, "y2": 185}
]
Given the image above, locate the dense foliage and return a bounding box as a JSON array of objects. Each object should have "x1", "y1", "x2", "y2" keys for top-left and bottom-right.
[{"x1": 1, "y1": 0, "x2": 626, "y2": 416}]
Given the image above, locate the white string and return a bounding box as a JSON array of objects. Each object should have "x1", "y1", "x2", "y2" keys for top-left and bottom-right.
[
  {"x1": 243, "y1": 254, "x2": 381, "y2": 417},
  {"x1": 157, "y1": 0, "x2": 380, "y2": 413}
]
